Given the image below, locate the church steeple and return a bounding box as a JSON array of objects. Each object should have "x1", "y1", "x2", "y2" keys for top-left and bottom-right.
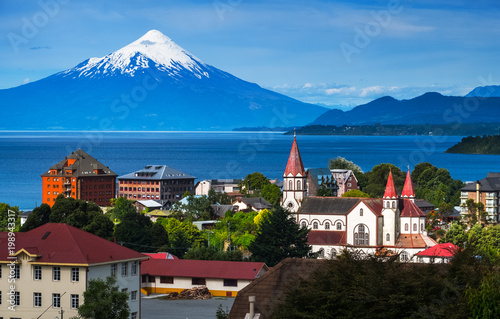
[
  {"x1": 401, "y1": 168, "x2": 415, "y2": 201},
  {"x1": 383, "y1": 170, "x2": 398, "y2": 199},
  {"x1": 282, "y1": 134, "x2": 307, "y2": 213}
]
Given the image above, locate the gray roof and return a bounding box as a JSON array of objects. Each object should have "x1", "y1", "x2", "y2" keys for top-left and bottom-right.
[
  {"x1": 239, "y1": 197, "x2": 272, "y2": 210},
  {"x1": 462, "y1": 173, "x2": 500, "y2": 192},
  {"x1": 211, "y1": 204, "x2": 236, "y2": 218},
  {"x1": 41, "y1": 149, "x2": 117, "y2": 177},
  {"x1": 299, "y1": 197, "x2": 360, "y2": 215},
  {"x1": 118, "y1": 165, "x2": 196, "y2": 180}
]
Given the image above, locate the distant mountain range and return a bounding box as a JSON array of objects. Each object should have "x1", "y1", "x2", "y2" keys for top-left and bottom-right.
[
  {"x1": 310, "y1": 92, "x2": 500, "y2": 127},
  {"x1": 466, "y1": 85, "x2": 500, "y2": 97},
  {"x1": 0, "y1": 30, "x2": 326, "y2": 131}
]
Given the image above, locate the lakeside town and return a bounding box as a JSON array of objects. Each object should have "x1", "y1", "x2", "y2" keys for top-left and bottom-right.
[{"x1": 2, "y1": 134, "x2": 500, "y2": 318}]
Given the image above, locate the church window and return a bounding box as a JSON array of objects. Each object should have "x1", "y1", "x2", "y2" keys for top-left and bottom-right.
[
  {"x1": 313, "y1": 222, "x2": 318, "y2": 229},
  {"x1": 400, "y1": 251, "x2": 409, "y2": 262},
  {"x1": 325, "y1": 222, "x2": 330, "y2": 230},
  {"x1": 386, "y1": 202, "x2": 390, "y2": 208},
  {"x1": 386, "y1": 233, "x2": 390, "y2": 241},
  {"x1": 421, "y1": 223, "x2": 424, "y2": 232},
  {"x1": 391, "y1": 201, "x2": 396, "y2": 209},
  {"x1": 360, "y1": 208, "x2": 363, "y2": 216},
  {"x1": 297, "y1": 180, "x2": 301, "y2": 190},
  {"x1": 331, "y1": 248, "x2": 337, "y2": 258},
  {"x1": 289, "y1": 180, "x2": 293, "y2": 190},
  {"x1": 301, "y1": 221, "x2": 306, "y2": 228},
  {"x1": 318, "y1": 249, "x2": 325, "y2": 258},
  {"x1": 355, "y1": 225, "x2": 367, "y2": 245},
  {"x1": 405, "y1": 223, "x2": 409, "y2": 232},
  {"x1": 336, "y1": 222, "x2": 342, "y2": 230},
  {"x1": 413, "y1": 223, "x2": 417, "y2": 232}
]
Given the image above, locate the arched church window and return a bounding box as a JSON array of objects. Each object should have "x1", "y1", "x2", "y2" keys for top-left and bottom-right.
[
  {"x1": 297, "y1": 180, "x2": 301, "y2": 190},
  {"x1": 413, "y1": 223, "x2": 417, "y2": 232},
  {"x1": 336, "y1": 222, "x2": 342, "y2": 230},
  {"x1": 289, "y1": 180, "x2": 293, "y2": 190},
  {"x1": 331, "y1": 248, "x2": 337, "y2": 258},
  {"x1": 386, "y1": 201, "x2": 390, "y2": 208},
  {"x1": 360, "y1": 208, "x2": 363, "y2": 216},
  {"x1": 313, "y1": 222, "x2": 318, "y2": 229},
  {"x1": 355, "y1": 225, "x2": 366, "y2": 245},
  {"x1": 391, "y1": 201, "x2": 396, "y2": 209},
  {"x1": 325, "y1": 222, "x2": 330, "y2": 230},
  {"x1": 386, "y1": 233, "x2": 390, "y2": 241},
  {"x1": 301, "y1": 221, "x2": 306, "y2": 228},
  {"x1": 405, "y1": 223, "x2": 409, "y2": 232},
  {"x1": 400, "y1": 251, "x2": 409, "y2": 262}
]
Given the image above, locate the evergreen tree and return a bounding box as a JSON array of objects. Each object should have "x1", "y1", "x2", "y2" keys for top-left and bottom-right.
[
  {"x1": 114, "y1": 212, "x2": 153, "y2": 251},
  {"x1": 249, "y1": 206, "x2": 311, "y2": 267},
  {"x1": 20, "y1": 203, "x2": 51, "y2": 232}
]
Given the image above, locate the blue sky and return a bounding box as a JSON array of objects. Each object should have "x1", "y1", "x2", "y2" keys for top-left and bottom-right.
[{"x1": 1, "y1": 0, "x2": 499, "y2": 108}]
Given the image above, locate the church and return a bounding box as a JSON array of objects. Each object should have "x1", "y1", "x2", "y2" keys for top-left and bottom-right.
[{"x1": 281, "y1": 135, "x2": 437, "y2": 260}]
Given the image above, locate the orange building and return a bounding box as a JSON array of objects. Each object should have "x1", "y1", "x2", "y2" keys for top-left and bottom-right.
[{"x1": 41, "y1": 149, "x2": 117, "y2": 207}]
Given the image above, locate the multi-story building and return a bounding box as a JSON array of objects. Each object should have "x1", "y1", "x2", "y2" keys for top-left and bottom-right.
[
  {"x1": 460, "y1": 173, "x2": 500, "y2": 222},
  {"x1": 0, "y1": 223, "x2": 147, "y2": 319},
  {"x1": 195, "y1": 179, "x2": 242, "y2": 196},
  {"x1": 330, "y1": 169, "x2": 358, "y2": 197},
  {"x1": 41, "y1": 149, "x2": 117, "y2": 207},
  {"x1": 118, "y1": 165, "x2": 196, "y2": 207},
  {"x1": 306, "y1": 168, "x2": 339, "y2": 197}
]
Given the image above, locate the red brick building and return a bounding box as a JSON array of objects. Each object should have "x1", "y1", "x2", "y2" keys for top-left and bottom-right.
[
  {"x1": 41, "y1": 149, "x2": 117, "y2": 207},
  {"x1": 118, "y1": 165, "x2": 196, "y2": 208}
]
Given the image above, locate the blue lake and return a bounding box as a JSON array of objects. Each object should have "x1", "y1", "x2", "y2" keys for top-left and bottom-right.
[{"x1": 1, "y1": 131, "x2": 499, "y2": 210}]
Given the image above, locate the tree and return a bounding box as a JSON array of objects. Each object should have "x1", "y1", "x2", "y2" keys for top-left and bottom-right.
[
  {"x1": 341, "y1": 189, "x2": 370, "y2": 198},
  {"x1": 462, "y1": 199, "x2": 487, "y2": 225},
  {"x1": 151, "y1": 221, "x2": 169, "y2": 250},
  {"x1": 114, "y1": 212, "x2": 153, "y2": 251},
  {"x1": 441, "y1": 223, "x2": 468, "y2": 246},
  {"x1": 363, "y1": 164, "x2": 405, "y2": 198},
  {"x1": 316, "y1": 185, "x2": 334, "y2": 197},
  {"x1": 20, "y1": 203, "x2": 51, "y2": 232},
  {"x1": 261, "y1": 184, "x2": 282, "y2": 206},
  {"x1": 239, "y1": 172, "x2": 271, "y2": 195},
  {"x1": 439, "y1": 202, "x2": 455, "y2": 223},
  {"x1": 249, "y1": 206, "x2": 311, "y2": 267},
  {"x1": 0, "y1": 203, "x2": 19, "y2": 231},
  {"x1": 78, "y1": 276, "x2": 130, "y2": 319},
  {"x1": 107, "y1": 197, "x2": 137, "y2": 223},
  {"x1": 329, "y1": 156, "x2": 366, "y2": 189},
  {"x1": 160, "y1": 218, "x2": 204, "y2": 257}
]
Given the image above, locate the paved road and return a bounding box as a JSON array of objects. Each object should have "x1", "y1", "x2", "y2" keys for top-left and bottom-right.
[{"x1": 141, "y1": 296, "x2": 235, "y2": 319}]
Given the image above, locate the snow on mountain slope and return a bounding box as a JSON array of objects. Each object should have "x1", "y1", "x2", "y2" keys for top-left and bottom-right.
[{"x1": 60, "y1": 30, "x2": 210, "y2": 79}]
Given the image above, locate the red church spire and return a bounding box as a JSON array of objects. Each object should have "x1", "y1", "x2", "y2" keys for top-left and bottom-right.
[
  {"x1": 284, "y1": 135, "x2": 305, "y2": 177},
  {"x1": 401, "y1": 168, "x2": 415, "y2": 198},
  {"x1": 383, "y1": 170, "x2": 398, "y2": 199}
]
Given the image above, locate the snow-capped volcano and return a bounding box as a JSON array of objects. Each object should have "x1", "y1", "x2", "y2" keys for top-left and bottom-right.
[
  {"x1": 61, "y1": 30, "x2": 210, "y2": 79},
  {"x1": 0, "y1": 30, "x2": 327, "y2": 131}
]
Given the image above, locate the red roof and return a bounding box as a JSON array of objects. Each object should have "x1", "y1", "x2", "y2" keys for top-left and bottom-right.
[
  {"x1": 0, "y1": 223, "x2": 147, "y2": 265},
  {"x1": 143, "y1": 252, "x2": 178, "y2": 260},
  {"x1": 142, "y1": 258, "x2": 268, "y2": 280},
  {"x1": 359, "y1": 198, "x2": 384, "y2": 217},
  {"x1": 383, "y1": 170, "x2": 398, "y2": 199},
  {"x1": 400, "y1": 199, "x2": 426, "y2": 217},
  {"x1": 416, "y1": 243, "x2": 459, "y2": 258},
  {"x1": 284, "y1": 137, "x2": 305, "y2": 177},
  {"x1": 307, "y1": 230, "x2": 346, "y2": 245},
  {"x1": 401, "y1": 169, "x2": 415, "y2": 198}
]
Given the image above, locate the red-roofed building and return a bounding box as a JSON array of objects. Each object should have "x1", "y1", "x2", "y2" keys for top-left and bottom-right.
[
  {"x1": 282, "y1": 134, "x2": 307, "y2": 212},
  {"x1": 141, "y1": 258, "x2": 268, "y2": 297},
  {"x1": 415, "y1": 243, "x2": 459, "y2": 263},
  {"x1": 0, "y1": 223, "x2": 148, "y2": 319}
]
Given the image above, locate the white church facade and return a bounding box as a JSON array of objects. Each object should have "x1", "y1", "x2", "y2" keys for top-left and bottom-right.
[{"x1": 282, "y1": 136, "x2": 437, "y2": 261}]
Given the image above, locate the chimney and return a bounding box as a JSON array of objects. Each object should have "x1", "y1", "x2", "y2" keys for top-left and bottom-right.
[
  {"x1": 476, "y1": 181, "x2": 481, "y2": 203},
  {"x1": 249, "y1": 296, "x2": 255, "y2": 319}
]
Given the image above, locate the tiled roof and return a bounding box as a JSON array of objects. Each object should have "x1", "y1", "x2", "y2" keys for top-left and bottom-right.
[
  {"x1": 360, "y1": 198, "x2": 384, "y2": 217},
  {"x1": 0, "y1": 223, "x2": 146, "y2": 265},
  {"x1": 284, "y1": 137, "x2": 305, "y2": 177},
  {"x1": 416, "y1": 243, "x2": 458, "y2": 257},
  {"x1": 299, "y1": 197, "x2": 360, "y2": 215},
  {"x1": 401, "y1": 169, "x2": 415, "y2": 198},
  {"x1": 308, "y1": 230, "x2": 346, "y2": 245},
  {"x1": 395, "y1": 234, "x2": 433, "y2": 249},
  {"x1": 118, "y1": 165, "x2": 196, "y2": 180},
  {"x1": 400, "y1": 199, "x2": 426, "y2": 217},
  {"x1": 383, "y1": 170, "x2": 398, "y2": 199},
  {"x1": 228, "y1": 258, "x2": 325, "y2": 319},
  {"x1": 41, "y1": 149, "x2": 117, "y2": 178},
  {"x1": 141, "y1": 258, "x2": 268, "y2": 280},
  {"x1": 143, "y1": 252, "x2": 178, "y2": 260}
]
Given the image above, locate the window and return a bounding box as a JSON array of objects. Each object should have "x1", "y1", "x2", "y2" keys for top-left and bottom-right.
[
  {"x1": 386, "y1": 201, "x2": 390, "y2": 208},
  {"x1": 301, "y1": 221, "x2": 306, "y2": 228},
  {"x1": 288, "y1": 180, "x2": 292, "y2": 190},
  {"x1": 121, "y1": 262, "x2": 128, "y2": 277},
  {"x1": 148, "y1": 275, "x2": 155, "y2": 283},
  {"x1": 111, "y1": 264, "x2": 117, "y2": 278},
  {"x1": 121, "y1": 288, "x2": 128, "y2": 294},
  {"x1": 131, "y1": 291, "x2": 138, "y2": 301},
  {"x1": 14, "y1": 291, "x2": 20, "y2": 306},
  {"x1": 192, "y1": 277, "x2": 206, "y2": 285},
  {"x1": 355, "y1": 225, "x2": 368, "y2": 245},
  {"x1": 131, "y1": 312, "x2": 138, "y2": 319},
  {"x1": 400, "y1": 251, "x2": 409, "y2": 262},
  {"x1": 33, "y1": 292, "x2": 42, "y2": 307},
  {"x1": 142, "y1": 275, "x2": 148, "y2": 283},
  {"x1": 413, "y1": 223, "x2": 417, "y2": 232},
  {"x1": 405, "y1": 223, "x2": 409, "y2": 232},
  {"x1": 53, "y1": 267, "x2": 60, "y2": 281},
  {"x1": 325, "y1": 222, "x2": 330, "y2": 230},
  {"x1": 160, "y1": 276, "x2": 174, "y2": 284},
  {"x1": 223, "y1": 279, "x2": 238, "y2": 287},
  {"x1": 0, "y1": 264, "x2": 2, "y2": 278},
  {"x1": 71, "y1": 267, "x2": 79, "y2": 282},
  {"x1": 421, "y1": 223, "x2": 424, "y2": 232},
  {"x1": 14, "y1": 264, "x2": 20, "y2": 279},
  {"x1": 347, "y1": 183, "x2": 351, "y2": 187},
  {"x1": 386, "y1": 233, "x2": 390, "y2": 241},
  {"x1": 71, "y1": 294, "x2": 79, "y2": 309},
  {"x1": 297, "y1": 180, "x2": 301, "y2": 190},
  {"x1": 331, "y1": 248, "x2": 337, "y2": 258},
  {"x1": 34, "y1": 265, "x2": 42, "y2": 280},
  {"x1": 360, "y1": 208, "x2": 363, "y2": 216},
  {"x1": 53, "y1": 293, "x2": 61, "y2": 308},
  {"x1": 336, "y1": 222, "x2": 342, "y2": 230},
  {"x1": 313, "y1": 222, "x2": 318, "y2": 229},
  {"x1": 131, "y1": 261, "x2": 137, "y2": 276},
  {"x1": 392, "y1": 201, "x2": 396, "y2": 209}
]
